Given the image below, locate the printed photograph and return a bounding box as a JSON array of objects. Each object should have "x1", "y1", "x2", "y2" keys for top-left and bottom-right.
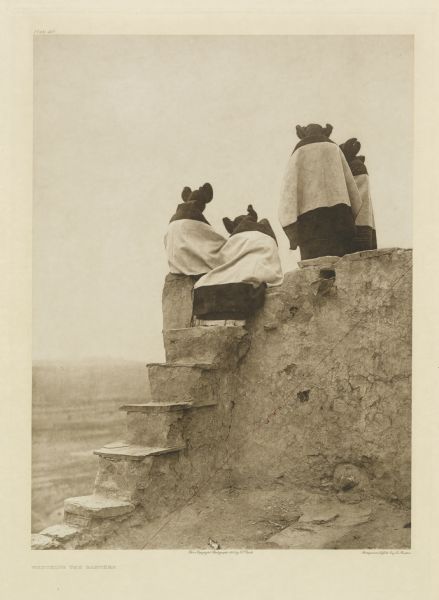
[{"x1": 32, "y1": 34, "x2": 412, "y2": 550}]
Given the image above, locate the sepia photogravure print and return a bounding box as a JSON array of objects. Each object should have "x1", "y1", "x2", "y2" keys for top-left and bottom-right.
[{"x1": 32, "y1": 34, "x2": 413, "y2": 551}]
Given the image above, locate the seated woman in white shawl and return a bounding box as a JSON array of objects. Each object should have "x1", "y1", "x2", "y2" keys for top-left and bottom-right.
[
  {"x1": 193, "y1": 205, "x2": 284, "y2": 321},
  {"x1": 165, "y1": 183, "x2": 226, "y2": 277},
  {"x1": 339, "y1": 137, "x2": 377, "y2": 252}
]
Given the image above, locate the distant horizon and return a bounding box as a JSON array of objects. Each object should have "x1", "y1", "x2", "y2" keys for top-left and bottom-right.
[
  {"x1": 33, "y1": 242, "x2": 413, "y2": 363},
  {"x1": 33, "y1": 357, "x2": 148, "y2": 365}
]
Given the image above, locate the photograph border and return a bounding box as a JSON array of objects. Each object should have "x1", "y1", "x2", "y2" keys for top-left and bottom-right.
[{"x1": 1, "y1": 2, "x2": 438, "y2": 599}]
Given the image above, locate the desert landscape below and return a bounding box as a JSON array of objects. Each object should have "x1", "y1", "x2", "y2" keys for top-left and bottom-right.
[{"x1": 32, "y1": 360, "x2": 149, "y2": 532}]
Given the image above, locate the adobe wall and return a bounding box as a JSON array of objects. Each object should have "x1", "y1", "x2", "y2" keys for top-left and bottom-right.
[
  {"x1": 163, "y1": 248, "x2": 412, "y2": 504},
  {"x1": 228, "y1": 248, "x2": 412, "y2": 504}
]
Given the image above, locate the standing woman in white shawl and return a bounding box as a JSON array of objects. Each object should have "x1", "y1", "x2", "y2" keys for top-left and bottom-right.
[
  {"x1": 339, "y1": 137, "x2": 377, "y2": 252},
  {"x1": 165, "y1": 183, "x2": 226, "y2": 276},
  {"x1": 279, "y1": 123, "x2": 362, "y2": 260},
  {"x1": 193, "y1": 205, "x2": 283, "y2": 321}
]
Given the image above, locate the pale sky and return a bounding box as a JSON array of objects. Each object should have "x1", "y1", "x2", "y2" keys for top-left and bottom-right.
[{"x1": 33, "y1": 35, "x2": 413, "y2": 362}]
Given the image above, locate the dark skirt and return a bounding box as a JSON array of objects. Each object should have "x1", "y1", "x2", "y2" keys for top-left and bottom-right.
[
  {"x1": 193, "y1": 282, "x2": 266, "y2": 320},
  {"x1": 351, "y1": 226, "x2": 377, "y2": 253},
  {"x1": 299, "y1": 237, "x2": 353, "y2": 260},
  {"x1": 283, "y1": 203, "x2": 356, "y2": 259}
]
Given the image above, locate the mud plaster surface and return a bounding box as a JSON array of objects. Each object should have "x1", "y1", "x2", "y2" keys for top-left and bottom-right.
[{"x1": 228, "y1": 249, "x2": 412, "y2": 503}]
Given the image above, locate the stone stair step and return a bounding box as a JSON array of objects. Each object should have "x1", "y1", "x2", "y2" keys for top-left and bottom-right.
[
  {"x1": 120, "y1": 400, "x2": 217, "y2": 412},
  {"x1": 122, "y1": 402, "x2": 218, "y2": 445},
  {"x1": 94, "y1": 441, "x2": 185, "y2": 460},
  {"x1": 147, "y1": 362, "x2": 218, "y2": 405},
  {"x1": 39, "y1": 524, "x2": 79, "y2": 542},
  {"x1": 64, "y1": 494, "x2": 135, "y2": 519},
  {"x1": 163, "y1": 325, "x2": 250, "y2": 366},
  {"x1": 192, "y1": 319, "x2": 246, "y2": 326},
  {"x1": 120, "y1": 401, "x2": 192, "y2": 413},
  {"x1": 31, "y1": 533, "x2": 60, "y2": 550},
  {"x1": 147, "y1": 361, "x2": 218, "y2": 370},
  {"x1": 124, "y1": 410, "x2": 185, "y2": 446}
]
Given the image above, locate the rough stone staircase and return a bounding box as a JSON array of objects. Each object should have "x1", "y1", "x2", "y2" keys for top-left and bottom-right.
[{"x1": 32, "y1": 323, "x2": 250, "y2": 549}]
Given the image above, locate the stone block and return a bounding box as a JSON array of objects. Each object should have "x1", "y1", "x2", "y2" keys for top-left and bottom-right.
[
  {"x1": 64, "y1": 495, "x2": 135, "y2": 519},
  {"x1": 298, "y1": 255, "x2": 341, "y2": 269},
  {"x1": 339, "y1": 247, "x2": 399, "y2": 262},
  {"x1": 262, "y1": 290, "x2": 296, "y2": 327},
  {"x1": 64, "y1": 512, "x2": 91, "y2": 528},
  {"x1": 93, "y1": 456, "x2": 154, "y2": 502},
  {"x1": 94, "y1": 441, "x2": 184, "y2": 460},
  {"x1": 193, "y1": 319, "x2": 246, "y2": 326},
  {"x1": 147, "y1": 363, "x2": 218, "y2": 405},
  {"x1": 120, "y1": 402, "x2": 192, "y2": 413},
  {"x1": 333, "y1": 463, "x2": 371, "y2": 503},
  {"x1": 162, "y1": 273, "x2": 196, "y2": 331},
  {"x1": 39, "y1": 524, "x2": 79, "y2": 542},
  {"x1": 31, "y1": 533, "x2": 59, "y2": 550},
  {"x1": 163, "y1": 326, "x2": 250, "y2": 367},
  {"x1": 333, "y1": 463, "x2": 369, "y2": 492},
  {"x1": 125, "y1": 410, "x2": 185, "y2": 446}
]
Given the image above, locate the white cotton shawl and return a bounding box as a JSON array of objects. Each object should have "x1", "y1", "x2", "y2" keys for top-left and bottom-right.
[
  {"x1": 279, "y1": 142, "x2": 363, "y2": 228},
  {"x1": 164, "y1": 219, "x2": 226, "y2": 276},
  {"x1": 354, "y1": 174, "x2": 376, "y2": 229},
  {"x1": 194, "y1": 230, "x2": 284, "y2": 290}
]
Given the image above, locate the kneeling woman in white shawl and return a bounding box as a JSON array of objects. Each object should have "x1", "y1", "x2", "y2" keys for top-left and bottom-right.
[
  {"x1": 193, "y1": 206, "x2": 284, "y2": 320},
  {"x1": 165, "y1": 183, "x2": 226, "y2": 276}
]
